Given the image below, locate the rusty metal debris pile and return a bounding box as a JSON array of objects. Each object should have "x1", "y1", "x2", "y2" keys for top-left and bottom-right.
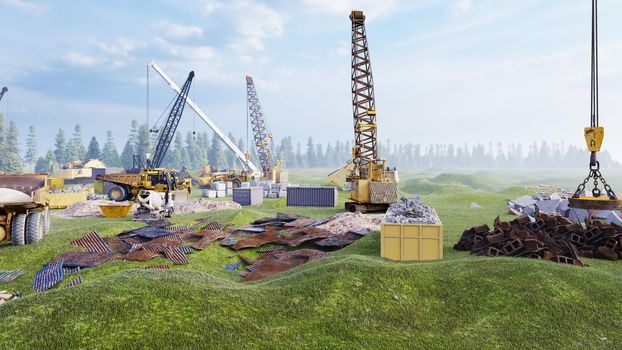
[
  {"x1": 239, "y1": 249, "x2": 329, "y2": 281},
  {"x1": 455, "y1": 213, "x2": 622, "y2": 266},
  {"x1": 385, "y1": 197, "x2": 440, "y2": 225}
]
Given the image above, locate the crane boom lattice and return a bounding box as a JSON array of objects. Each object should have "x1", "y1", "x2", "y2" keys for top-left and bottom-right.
[
  {"x1": 148, "y1": 71, "x2": 194, "y2": 168},
  {"x1": 350, "y1": 10, "x2": 377, "y2": 180},
  {"x1": 246, "y1": 76, "x2": 274, "y2": 174}
]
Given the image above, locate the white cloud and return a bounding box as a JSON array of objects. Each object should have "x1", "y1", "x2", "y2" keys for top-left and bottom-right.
[
  {"x1": 299, "y1": 0, "x2": 399, "y2": 20},
  {"x1": 200, "y1": 0, "x2": 285, "y2": 53},
  {"x1": 64, "y1": 52, "x2": 99, "y2": 67},
  {"x1": 154, "y1": 20, "x2": 204, "y2": 39},
  {"x1": 1, "y1": 0, "x2": 45, "y2": 13},
  {"x1": 451, "y1": 0, "x2": 473, "y2": 16}
]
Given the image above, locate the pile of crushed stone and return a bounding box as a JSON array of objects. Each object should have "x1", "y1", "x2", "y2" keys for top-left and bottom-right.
[
  {"x1": 54, "y1": 200, "x2": 136, "y2": 218},
  {"x1": 174, "y1": 199, "x2": 241, "y2": 214},
  {"x1": 316, "y1": 211, "x2": 383, "y2": 235},
  {"x1": 384, "y1": 197, "x2": 441, "y2": 225}
]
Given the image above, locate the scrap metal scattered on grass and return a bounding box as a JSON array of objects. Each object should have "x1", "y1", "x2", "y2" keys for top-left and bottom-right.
[
  {"x1": 71, "y1": 231, "x2": 112, "y2": 253},
  {"x1": 240, "y1": 249, "x2": 329, "y2": 282},
  {"x1": 33, "y1": 260, "x2": 65, "y2": 292},
  {"x1": 65, "y1": 276, "x2": 83, "y2": 288},
  {"x1": 54, "y1": 251, "x2": 115, "y2": 268},
  {"x1": 455, "y1": 213, "x2": 622, "y2": 266},
  {"x1": 0, "y1": 270, "x2": 26, "y2": 283},
  {"x1": 0, "y1": 290, "x2": 19, "y2": 305}
]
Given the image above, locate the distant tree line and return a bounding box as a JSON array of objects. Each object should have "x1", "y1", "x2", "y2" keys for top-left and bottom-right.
[{"x1": 0, "y1": 116, "x2": 618, "y2": 174}]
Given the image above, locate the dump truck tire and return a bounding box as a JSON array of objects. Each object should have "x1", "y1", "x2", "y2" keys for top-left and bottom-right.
[
  {"x1": 10, "y1": 214, "x2": 26, "y2": 246},
  {"x1": 42, "y1": 208, "x2": 51, "y2": 235},
  {"x1": 26, "y1": 212, "x2": 44, "y2": 244},
  {"x1": 232, "y1": 179, "x2": 242, "y2": 188},
  {"x1": 108, "y1": 185, "x2": 127, "y2": 202}
]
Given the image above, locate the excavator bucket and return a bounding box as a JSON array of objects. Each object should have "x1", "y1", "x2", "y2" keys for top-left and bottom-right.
[{"x1": 328, "y1": 163, "x2": 356, "y2": 188}]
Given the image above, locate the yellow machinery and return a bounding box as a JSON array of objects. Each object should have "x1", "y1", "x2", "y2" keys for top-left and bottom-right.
[
  {"x1": 96, "y1": 169, "x2": 191, "y2": 202},
  {"x1": 196, "y1": 165, "x2": 253, "y2": 189},
  {"x1": 0, "y1": 174, "x2": 51, "y2": 246},
  {"x1": 332, "y1": 10, "x2": 398, "y2": 213},
  {"x1": 568, "y1": 0, "x2": 622, "y2": 210}
]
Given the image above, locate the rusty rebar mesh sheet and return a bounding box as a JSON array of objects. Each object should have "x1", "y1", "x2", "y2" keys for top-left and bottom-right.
[
  {"x1": 231, "y1": 227, "x2": 333, "y2": 250},
  {"x1": 54, "y1": 251, "x2": 115, "y2": 267},
  {"x1": 191, "y1": 231, "x2": 230, "y2": 250},
  {"x1": 452, "y1": 213, "x2": 622, "y2": 266},
  {"x1": 163, "y1": 247, "x2": 189, "y2": 265},
  {"x1": 72, "y1": 231, "x2": 112, "y2": 253},
  {"x1": 124, "y1": 249, "x2": 160, "y2": 262},
  {"x1": 101, "y1": 237, "x2": 133, "y2": 253},
  {"x1": 242, "y1": 249, "x2": 329, "y2": 282}
]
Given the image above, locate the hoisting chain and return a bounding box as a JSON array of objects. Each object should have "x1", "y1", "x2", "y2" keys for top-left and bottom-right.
[{"x1": 572, "y1": 160, "x2": 617, "y2": 199}]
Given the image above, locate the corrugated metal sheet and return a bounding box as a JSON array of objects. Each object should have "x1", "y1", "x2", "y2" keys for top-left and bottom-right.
[
  {"x1": 65, "y1": 276, "x2": 83, "y2": 288},
  {"x1": 201, "y1": 222, "x2": 228, "y2": 231},
  {"x1": 0, "y1": 270, "x2": 25, "y2": 283},
  {"x1": 191, "y1": 230, "x2": 230, "y2": 250},
  {"x1": 286, "y1": 187, "x2": 338, "y2": 207},
  {"x1": 142, "y1": 264, "x2": 170, "y2": 270},
  {"x1": 118, "y1": 226, "x2": 172, "y2": 239},
  {"x1": 224, "y1": 261, "x2": 242, "y2": 270},
  {"x1": 165, "y1": 225, "x2": 192, "y2": 232},
  {"x1": 124, "y1": 249, "x2": 160, "y2": 262},
  {"x1": 33, "y1": 260, "x2": 65, "y2": 292},
  {"x1": 233, "y1": 187, "x2": 263, "y2": 206},
  {"x1": 72, "y1": 231, "x2": 112, "y2": 253},
  {"x1": 134, "y1": 218, "x2": 172, "y2": 228},
  {"x1": 55, "y1": 251, "x2": 115, "y2": 267},
  {"x1": 163, "y1": 247, "x2": 189, "y2": 265},
  {"x1": 241, "y1": 249, "x2": 329, "y2": 282},
  {"x1": 101, "y1": 237, "x2": 132, "y2": 253},
  {"x1": 178, "y1": 245, "x2": 194, "y2": 254},
  {"x1": 62, "y1": 267, "x2": 81, "y2": 275}
]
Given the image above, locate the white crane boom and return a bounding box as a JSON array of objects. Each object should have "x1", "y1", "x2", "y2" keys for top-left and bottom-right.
[{"x1": 149, "y1": 61, "x2": 259, "y2": 175}]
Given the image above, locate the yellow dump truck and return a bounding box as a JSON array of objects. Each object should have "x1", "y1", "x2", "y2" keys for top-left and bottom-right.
[
  {"x1": 96, "y1": 168, "x2": 191, "y2": 201},
  {"x1": 0, "y1": 174, "x2": 51, "y2": 246}
]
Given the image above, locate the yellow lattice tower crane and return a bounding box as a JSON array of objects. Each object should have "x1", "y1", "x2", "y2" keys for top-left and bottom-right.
[{"x1": 341, "y1": 10, "x2": 398, "y2": 213}]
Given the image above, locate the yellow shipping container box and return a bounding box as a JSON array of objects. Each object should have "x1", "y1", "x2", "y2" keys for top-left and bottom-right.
[{"x1": 381, "y1": 222, "x2": 443, "y2": 261}]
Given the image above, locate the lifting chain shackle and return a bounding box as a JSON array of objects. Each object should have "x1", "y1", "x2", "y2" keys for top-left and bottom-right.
[{"x1": 572, "y1": 156, "x2": 617, "y2": 200}]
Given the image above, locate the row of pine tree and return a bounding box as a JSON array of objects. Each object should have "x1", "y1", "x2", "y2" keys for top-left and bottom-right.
[{"x1": 0, "y1": 114, "x2": 618, "y2": 174}]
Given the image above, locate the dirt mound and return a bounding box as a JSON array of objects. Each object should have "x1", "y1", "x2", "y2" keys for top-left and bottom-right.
[
  {"x1": 317, "y1": 212, "x2": 383, "y2": 235},
  {"x1": 174, "y1": 199, "x2": 241, "y2": 214},
  {"x1": 54, "y1": 200, "x2": 136, "y2": 218}
]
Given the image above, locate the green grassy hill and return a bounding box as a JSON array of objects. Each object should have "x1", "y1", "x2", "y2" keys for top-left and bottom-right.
[{"x1": 1, "y1": 171, "x2": 621, "y2": 349}]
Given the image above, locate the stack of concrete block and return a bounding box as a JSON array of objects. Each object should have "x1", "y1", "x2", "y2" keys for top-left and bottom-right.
[
  {"x1": 241, "y1": 182, "x2": 251, "y2": 188},
  {"x1": 211, "y1": 181, "x2": 227, "y2": 198},
  {"x1": 202, "y1": 189, "x2": 217, "y2": 198}
]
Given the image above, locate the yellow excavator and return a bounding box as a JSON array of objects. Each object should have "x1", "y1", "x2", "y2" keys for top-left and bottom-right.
[{"x1": 330, "y1": 10, "x2": 399, "y2": 213}]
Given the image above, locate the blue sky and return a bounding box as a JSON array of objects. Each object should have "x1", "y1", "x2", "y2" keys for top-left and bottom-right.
[{"x1": 3, "y1": 0, "x2": 622, "y2": 160}]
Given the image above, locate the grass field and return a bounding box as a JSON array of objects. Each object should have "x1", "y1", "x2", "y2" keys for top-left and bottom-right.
[{"x1": 1, "y1": 169, "x2": 622, "y2": 349}]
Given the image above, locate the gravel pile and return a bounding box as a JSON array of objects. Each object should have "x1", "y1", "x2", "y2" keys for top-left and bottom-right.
[
  {"x1": 385, "y1": 197, "x2": 440, "y2": 225},
  {"x1": 174, "y1": 199, "x2": 242, "y2": 214},
  {"x1": 316, "y1": 212, "x2": 383, "y2": 235}
]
